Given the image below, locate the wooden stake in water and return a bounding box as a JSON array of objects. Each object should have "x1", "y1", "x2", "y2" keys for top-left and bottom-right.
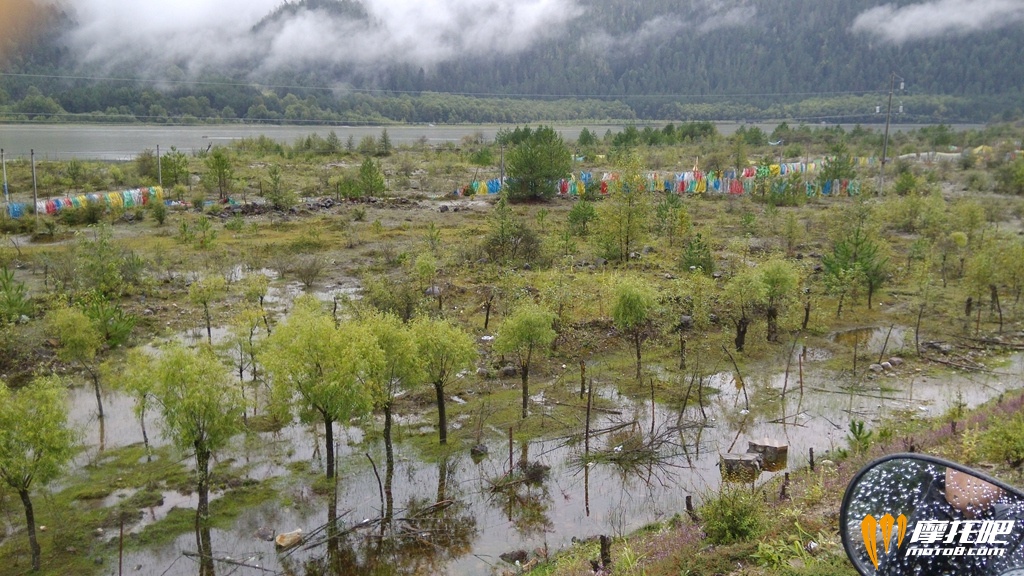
[{"x1": 878, "y1": 324, "x2": 894, "y2": 364}]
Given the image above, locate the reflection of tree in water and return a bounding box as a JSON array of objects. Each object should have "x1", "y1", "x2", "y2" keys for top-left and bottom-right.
[
  {"x1": 292, "y1": 458, "x2": 478, "y2": 576},
  {"x1": 488, "y1": 443, "x2": 554, "y2": 539}
]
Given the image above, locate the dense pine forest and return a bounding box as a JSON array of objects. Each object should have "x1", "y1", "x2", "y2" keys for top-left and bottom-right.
[{"x1": 2, "y1": 0, "x2": 1024, "y2": 123}]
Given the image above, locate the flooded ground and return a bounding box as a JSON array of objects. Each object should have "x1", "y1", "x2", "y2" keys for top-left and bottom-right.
[{"x1": 65, "y1": 345, "x2": 1024, "y2": 575}]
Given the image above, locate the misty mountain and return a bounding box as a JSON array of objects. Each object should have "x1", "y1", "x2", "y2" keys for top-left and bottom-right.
[{"x1": 2, "y1": 0, "x2": 1023, "y2": 123}]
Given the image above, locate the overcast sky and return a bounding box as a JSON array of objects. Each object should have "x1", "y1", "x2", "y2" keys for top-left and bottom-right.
[
  {"x1": 60, "y1": 0, "x2": 584, "y2": 75},
  {"x1": 30, "y1": 0, "x2": 1024, "y2": 76}
]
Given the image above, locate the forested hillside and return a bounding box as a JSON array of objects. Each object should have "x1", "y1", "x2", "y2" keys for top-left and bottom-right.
[{"x1": 1, "y1": 0, "x2": 1022, "y2": 124}]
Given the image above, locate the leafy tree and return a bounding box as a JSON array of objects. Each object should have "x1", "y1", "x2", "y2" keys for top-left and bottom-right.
[
  {"x1": 65, "y1": 159, "x2": 85, "y2": 191},
  {"x1": 412, "y1": 317, "x2": 477, "y2": 444},
  {"x1": 204, "y1": 147, "x2": 234, "y2": 200},
  {"x1": 505, "y1": 125, "x2": 572, "y2": 202},
  {"x1": 378, "y1": 129, "x2": 393, "y2": 157},
  {"x1": 611, "y1": 276, "x2": 659, "y2": 380},
  {"x1": 577, "y1": 127, "x2": 598, "y2": 148},
  {"x1": 109, "y1": 348, "x2": 157, "y2": 458},
  {"x1": 262, "y1": 296, "x2": 381, "y2": 481},
  {"x1": 596, "y1": 151, "x2": 650, "y2": 263},
  {"x1": 136, "y1": 149, "x2": 159, "y2": 183},
  {"x1": 818, "y1": 142, "x2": 857, "y2": 188},
  {"x1": 759, "y1": 258, "x2": 801, "y2": 342},
  {"x1": 359, "y1": 157, "x2": 386, "y2": 197},
  {"x1": 654, "y1": 191, "x2": 690, "y2": 247},
  {"x1": 161, "y1": 146, "x2": 189, "y2": 187},
  {"x1": 151, "y1": 342, "x2": 243, "y2": 570},
  {"x1": 46, "y1": 305, "x2": 105, "y2": 418},
  {"x1": 494, "y1": 303, "x2": 556, "y2": 419},
  {"x1": 995, "y1": 158, "x2": 1024, "y2": 195},
  {"x1": 188, "y1": 275, "x2": 226, "y2": 345},
  {"x1": 483, "y1": 193, "x2": 541, "y2": 265},
  {"x1": 965, "y1": 246, "x2": 1000, "y2": 333},
  {"x1": 264, "y1": 164, "x2": 298, "y2": 210},
  {"x1": 362, "y1": 310, "x2": 420, "y2": 516},
  {"x1": 0, "y1": 376, "x2": 76, "y2": 572},
  {"x1": 724, "y1": 268, "x2": 767, "y2": 352},
  {"x1": 823, "y1": 223, "x2": 889, "y2": 310},
  {"x1": 0, "y1": 267, "x2": 32, "y2": 323},
  {"x1": 681, "y1": 233, "x2": 715, "y2": 274}
]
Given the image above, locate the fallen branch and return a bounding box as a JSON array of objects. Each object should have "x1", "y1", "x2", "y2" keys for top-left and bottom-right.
[{"x1": 182, "y1": 550, "x2": 275, "y2": 572}]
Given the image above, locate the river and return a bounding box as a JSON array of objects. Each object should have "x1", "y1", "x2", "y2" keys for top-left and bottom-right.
[{"x1": 0, "y1": 122, "x2": 985, "y2": 161}]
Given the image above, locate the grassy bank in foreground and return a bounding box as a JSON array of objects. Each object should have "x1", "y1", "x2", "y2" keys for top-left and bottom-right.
[{"x1": 525, "y1": 381, "x2": 1024, "y2": 576}]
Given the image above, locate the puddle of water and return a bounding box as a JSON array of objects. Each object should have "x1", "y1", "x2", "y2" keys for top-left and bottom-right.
[
  {"x1": 66, "y1": 385, "x2": 167, "y2": 463},
  {"x1": 832, "y1": 326, "x2": 909, "y2": 356},
  {"x1": 264, "y1": 278, "x2": 362, "y2": 310},
  {"x1": 71, "y1": 353, "x2": 1024, "y2": 575}
]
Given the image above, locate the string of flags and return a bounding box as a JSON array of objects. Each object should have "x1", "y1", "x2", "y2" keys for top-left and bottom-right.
[
  {"x1": 456, "y1": 161, "x2": 861, "y2": 198},
  {"x1": 4, "y1": 187, "x2": 164, "y2": 219}
]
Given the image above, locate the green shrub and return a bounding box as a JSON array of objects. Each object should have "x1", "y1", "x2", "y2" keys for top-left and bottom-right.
[
  {"x1": 701, "y1": 487, "x2": 767, "y2": 545},
  {"x1": 191, "y1": 191, "x2": 207, "y2": 212},
  {"x1": 978, "y1": 412, "x2": 1024, "y2": 467},
  {"x1": 60, "y1": 204, "x2": 105, "y2": 226},
  {"x1": 0, "y1": 267, "x2": 32, "y2": 322},
  {"x1": 681, "y1": 233, "x2": 714, "y2": 274},
  {"x1": 224, "y1": 215, "x2": 245, "y2": 232},
  {"x1": 151, "y1": 201, "x2": 168, "y2": 225}
]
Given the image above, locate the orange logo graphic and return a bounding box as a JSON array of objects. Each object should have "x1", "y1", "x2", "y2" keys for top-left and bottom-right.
[{"x1": 862, "y1": 513, "x2": 908, "y2": 569}]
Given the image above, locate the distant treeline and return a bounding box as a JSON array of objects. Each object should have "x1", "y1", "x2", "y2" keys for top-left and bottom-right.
[
  {"x1": 3, "y1": 0, "x2": 1024, "y2": 124},
  {"x1": 0, "y1": 86, "x2": 1014, "y2": 126}
]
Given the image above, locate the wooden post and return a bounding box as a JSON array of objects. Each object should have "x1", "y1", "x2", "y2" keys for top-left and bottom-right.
[
  {"x1": 809, "y1": 447, "x2": 815, "y2": 471},
  {"x1": 685, "y1": 494, "x2": 698, "y2": 522},
  {"x1": 508, "y1": 427, "x2": 513, "y2": 474},
  {"x1": 579, "y1": 360, "x2": 586, "y2": 399},
  {"x1": 798, "y1": 346, "x2": 805, "y2": 393},
  {"x1": 119, "y1": 514, "x2": 124, "y2": 576},
  {"x1": 585, "y1": 380, "x2": 593, "y2": 457},
  {"x1": 649, "y1": 376, "x2": 656, "y2": 438},
  {"x1": 853, "y1": 338, "x2": 858, "y2": 374},
  {"x1": 782, "y1": 334, "x2": 799, "y2": 399},
  {"x1": 599, "y1": 535, "x2": 612, "y2": 568},
  {"x1": 31, "y1": 149, "x2": 38, "y2": 229}
]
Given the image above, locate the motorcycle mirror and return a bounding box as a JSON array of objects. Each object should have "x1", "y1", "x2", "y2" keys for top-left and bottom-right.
[{"x1": 840, "y1": 453, "x2": 1024, "y2": 575}]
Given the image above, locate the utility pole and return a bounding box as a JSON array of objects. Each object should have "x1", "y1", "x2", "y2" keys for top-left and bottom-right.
[
  {"x1": 1, "y1": 148, "x2": 8, "y2": 204},
  {"x1": 878, "y1": 72, "x2": 904, "y2": 195},
  {"x1": 31, "y1": 149, "x2": 38, "y2": 228}
]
